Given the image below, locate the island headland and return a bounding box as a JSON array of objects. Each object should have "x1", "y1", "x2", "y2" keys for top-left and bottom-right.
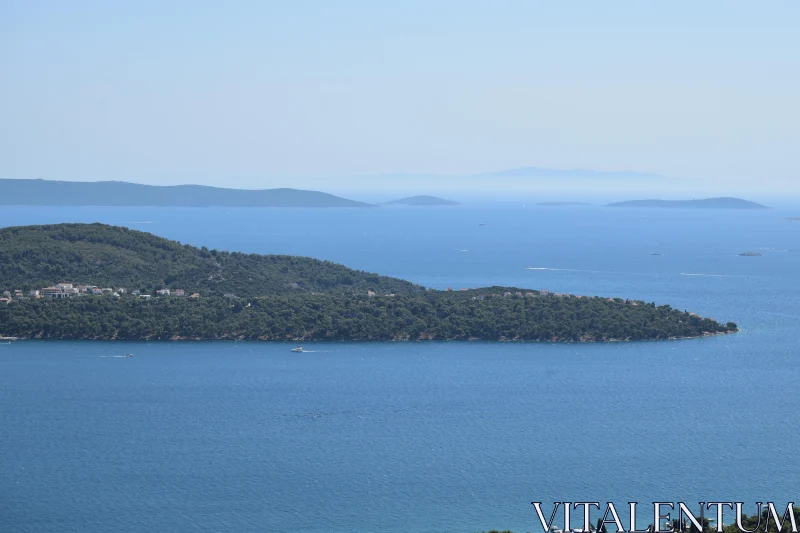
[{"x1": 0, "y1": 224, "x2": 738, "y2": 342}]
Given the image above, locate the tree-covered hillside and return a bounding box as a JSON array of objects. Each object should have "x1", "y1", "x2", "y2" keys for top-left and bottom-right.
[
  {"x1": 0, "y1": 223, "x2": 739, "y2": 342},
  {"x1": 0, "y1": 223, "x2": 421, "y2": 296},
  {"x1": 0, "y1": 291, "x2": 736, "y2": 341}
]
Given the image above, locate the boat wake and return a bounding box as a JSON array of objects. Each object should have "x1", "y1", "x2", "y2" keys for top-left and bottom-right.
[
  {"x1": 525, "y1": 267, "x2": 604, "y2": 273},
  {"x1": 680, "y1": 272, "x2": 735, "y2": 278}
]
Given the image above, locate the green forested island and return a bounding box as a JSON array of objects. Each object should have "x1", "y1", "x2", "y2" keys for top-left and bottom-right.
[
  {"x1": 0, "y1": 223, "x2": 737, "y2": 341},
  {"x1": 0, "y1": 223, "x2": 418, "y2": 296}
]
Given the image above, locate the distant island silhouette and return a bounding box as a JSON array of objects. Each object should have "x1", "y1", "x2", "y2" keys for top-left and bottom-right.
[
  {"x1": 467, "y1": 166, "x2": 664, "y2": 180},
  {"x1": 607, "y1": 197, "x2": 769, "y2": 210},
  {"x1": 381, "y1": 195, "x2": 459, "y2": 206},
  {"x1": 0, "y1": 178, "x2": 373, "y2": 208},
  {"x1": 368, "y1": 166, "x2": 666, "y2": 185}
]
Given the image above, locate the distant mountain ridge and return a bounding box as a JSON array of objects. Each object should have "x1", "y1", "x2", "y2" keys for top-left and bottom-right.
[
  {"x1": 468, "y1": 166, "x2": 664, "y2": 180},
  {"x1": 370, "y1": 166, "x2": 665, "y2": 181},
  {"x1": 607, "y1": 197, "x2": 769, "y2": 210},
  {"x1": 0, "y1": 179, "x2": 373, "y2": 208},
  {"x1": 381, "y1": 195, "x2": 459, "y2": 206}
]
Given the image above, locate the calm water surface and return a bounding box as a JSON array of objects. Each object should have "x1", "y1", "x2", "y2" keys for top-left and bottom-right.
[{"x1": 1, "y1": 205, "x2": 799, "y2": 532}]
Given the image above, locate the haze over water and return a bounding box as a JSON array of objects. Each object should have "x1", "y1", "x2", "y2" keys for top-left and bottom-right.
[{"x1": 1, "y1": 205, "x2": 799, "y2": 532}]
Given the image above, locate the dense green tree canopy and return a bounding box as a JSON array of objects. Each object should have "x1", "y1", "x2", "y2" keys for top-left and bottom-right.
[
  {"x1": 0, "y1": 291, "x2": 735, "y2": 341},
  {"x1": 0, "y1": 223, "x2": 421, "y2": 296},
  {"x1": 0, "y1": 223, "x2": 738, "y2": 342},
  {"x1": 722, "y1": 506, "x2": 800, "y2": 533}
]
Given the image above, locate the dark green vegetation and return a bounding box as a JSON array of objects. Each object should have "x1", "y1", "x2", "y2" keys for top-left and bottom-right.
[
  {"x1": 607, "y1": 197, "x2": 769, "y2": 209},
  {"x1": 0, "y1": 223, "x2": 419, "y2": 296},
  {"x1": 0, "y1": 179, "x2": 372, "y2": 208},
  {"x1": 382, "y1": 195, "x2": 460, "y2": 206},
  {"x1": 722, "y1": 506, "x2": 800, "y2": 533},
  {"x1": 0, "y1": 289, "x2": 736, "y2": 341},
  {"x1": 0, "y1": 223, "x2": 737, "y2": 341}
]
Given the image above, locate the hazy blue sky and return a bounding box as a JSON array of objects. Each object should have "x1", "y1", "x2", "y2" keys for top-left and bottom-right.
[{"x1": 1, "y1": 1, "x2": 798, "y2": 193}]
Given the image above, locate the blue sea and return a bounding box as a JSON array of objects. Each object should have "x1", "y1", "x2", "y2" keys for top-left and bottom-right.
[{"x1": 1, "y1": 205, "x2": 799, "y2": 533}]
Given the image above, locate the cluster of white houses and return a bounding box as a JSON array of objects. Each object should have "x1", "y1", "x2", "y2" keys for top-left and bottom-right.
[{"x1": 1, "y1": 283, "x2": 199, "y2": 304}]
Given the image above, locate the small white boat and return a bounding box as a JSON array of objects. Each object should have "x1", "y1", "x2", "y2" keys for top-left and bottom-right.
[
  {"x1": 291, "y1": 347, "x2": 304, "y2": 353},
  {"x1": 126, "y1": 353, "x2": 134, "y2": 357}
]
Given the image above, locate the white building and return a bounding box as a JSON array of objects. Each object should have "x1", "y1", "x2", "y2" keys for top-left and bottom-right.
[{"x1": 41, "y1": 286, "x2": 75, "y2": 298}]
